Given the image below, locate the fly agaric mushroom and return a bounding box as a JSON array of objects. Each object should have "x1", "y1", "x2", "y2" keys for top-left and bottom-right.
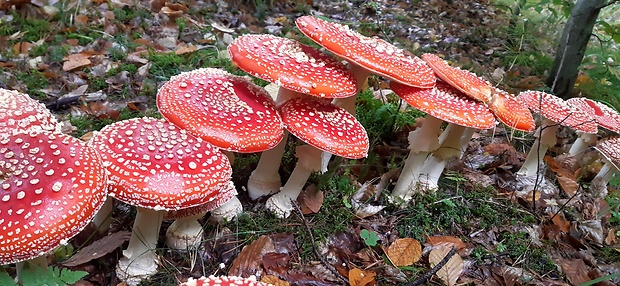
[
  {"x1": 157, "y1": 68, "x2": 284, "y2": 228},
  {"x1": 591, "y1": 136, "x2": 620, "y2": 197},
  {"x1": 180, "y1": 275, "x2": 273, "y2": 286},
  {"x1": 0, "y1": 131, "x2": 107, "y2": 282},
  {"x1": 265, "y1": 97, "x2": 369, "y2": 217},
  {"x1": 421, "y1": 53, "x2": 535, "y2": 132},
  {"x1": 228, "y1": 34, "x2": 357, "y2": 199},
  {"x1": 516, "y1": 91, "x2": 597, "y2": 177},
  {"x1": 389, "y1": 81, "x2": 496, "y2": 200},
  {"x1": 0, "y1": 88, "x2": 62, "y2": 136},
  {"x1": 89, "y1": 118, "x2": 232, "y2": 285},
  {"x1": 566, "y1": 97, "x2": 620, "y2": 158}
]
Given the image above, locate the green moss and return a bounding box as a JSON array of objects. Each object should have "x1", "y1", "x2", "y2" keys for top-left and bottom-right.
[
  {"x1": 0, "y1": 13, "x2": 50, "y2": 42},
  {"x1": 20, "y1": 69, "x2": 49, "y2": 99},
  {"x1": 497, "y1": 231, "x2": 558, "y2": 276}
]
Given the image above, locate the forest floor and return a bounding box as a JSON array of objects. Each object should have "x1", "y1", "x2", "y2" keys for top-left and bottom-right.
[{"x1": 1, "y1": 0, "x2": 619, "y2": 285}]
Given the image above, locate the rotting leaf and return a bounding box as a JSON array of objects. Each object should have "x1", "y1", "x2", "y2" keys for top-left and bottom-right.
[
  {"x1": 385, "y1": 238, "x2": 422, "y2": 266},
  {"x1": 348, "y1": 268, "x2": 376, "y2": 286},
  {"x1": 559, "y1": 258, "x2": 590, "y2": 285},
  {"x1": 229, "y1": 235, "x2": 274, "y2": 278},
  {"x1": 297, "y1": 184, "x2": 323, "y2": 214},
  {"x1": 429, "y1": 244, "x2": 463, "y2": 286},
  {"x1": 62, "y1": 231, "x2": 131, "y2": 267},
  {"x1": 550, "y1": 212, "x2": 571, "y2": 232}
]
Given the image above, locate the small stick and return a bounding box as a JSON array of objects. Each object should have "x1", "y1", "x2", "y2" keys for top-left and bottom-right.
[{"x1": 404, "y1": 246, "x2": 457, "y2": 286}]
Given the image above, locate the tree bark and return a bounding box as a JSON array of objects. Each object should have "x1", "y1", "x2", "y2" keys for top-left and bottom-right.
[{"x1": 546, "y1": 0, "x2": 605, "y2": 99}]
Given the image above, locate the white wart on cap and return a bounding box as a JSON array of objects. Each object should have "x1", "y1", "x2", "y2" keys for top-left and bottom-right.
[
  {"x1": 0, "y1": 88, "x2": 61, "y2": 136},
  {"x1": 0, "y1": 131, "x2": 107, "y2": 264}
]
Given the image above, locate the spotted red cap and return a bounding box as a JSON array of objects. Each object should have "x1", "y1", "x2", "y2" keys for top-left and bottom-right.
[
  {"x1": 595, "y1": 136, "x2": 620, "y2": 167},
  {"x1": 421, "y1": 53, "x2": 492, "y2": 103},
  {"x1": 296, "y1": 16, "x2": 436, "y2": 88},
  {"x1": 0, "y1": 131, "x2": 107, "y2": 264},
  {"x1": 517, "y1": 91, "x2": 597, "y2": 133},
  {"x1": 228, "y1": 34, "x2": 357, "y2": 98},
  {"x1": 0, "y1": 88, "x2": 61, "y2": 136},
  {"x1": 483, "y1": 87, "x2": 535, "y2": 132},
  {"x1": 390, "y1": 81, "x2": 495, "y2": 129},
  {"x1": 180, "y1": 275, "x2": 273, "y2": 286},
  {"x1": 157, "y1": 68, "x2": 284, "y2": 153},
  {"x1": 88, "y1": 118, "x2": 232, "y2": 211},
  {"x1": 279, "y1": 98, "x2": 368, "y2": 159},
  {"x1": 567, "y1": 97, "x2": 620, "y2": 133},
  {"x1": 165, "y1": 181, "x2": 237, "y2": 220}
]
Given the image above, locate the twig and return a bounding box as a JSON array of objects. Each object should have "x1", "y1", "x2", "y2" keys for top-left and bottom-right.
[
  {"x1": 404, "y1": 246, "x2": 457, "y2": 286},
  {"x1": 291, "y1": 202, "x2": 349, "y2": 284}
]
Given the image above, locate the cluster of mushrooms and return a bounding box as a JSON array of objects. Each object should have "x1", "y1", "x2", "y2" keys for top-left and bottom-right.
[{"x1": 1, "y1": 15, "x2": 620, "y2": 286}]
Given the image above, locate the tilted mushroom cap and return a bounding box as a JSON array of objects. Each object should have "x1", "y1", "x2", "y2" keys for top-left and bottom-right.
[
  {"x1": 421, "y1": 53, "x2": 492, "y2": 103},
  {"x1": 486, "y1": 87, "x2": 536, "y2": 132},
  {"x1": 227, "y1": 34, "x2": 357, "y2": 98},
  {"x1": 279, "y1": 98, "x2": 368, "y2": 159},
  {"x1": 157, "y1": 68, "x2": 284, "y2": 153},
  {"x1": 89, "y1": 118, "x2": 232, "y2": 211},
  {"x1": 0, "y1": 88, "x2": 61, "y2": 136},
  {"x1": 164, "y1": 181, "x2": 237, "y2": 220},
  {"x1": 0, "y1": 131, "x2": 107, "y2": 264},
  {"x1": 517, "y1": 91, "x2": 597, "y2": 133},
  {"x1": 567, "y1": 97, "x2": 620, "y2": 133},
  {"x1": 180, "y1": 275, "x2": 273, "y2": 286},
  {"x1": 295, "y1": 16, "x2": 436, "y2": 88},
  {"x1": 390, "y1": 81, "x2": 496, "y2": 130},
  {"x1": 595, "y1": 136, "x2": 620, "y2": 169}
]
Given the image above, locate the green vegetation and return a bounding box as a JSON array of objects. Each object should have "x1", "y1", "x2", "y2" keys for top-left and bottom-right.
[
  {"x1": 496, "y1": 231, "x2": 558, "y2": 276},
  {"x1": 0, "y1": 263, "x2": 87, "y2": 286}
]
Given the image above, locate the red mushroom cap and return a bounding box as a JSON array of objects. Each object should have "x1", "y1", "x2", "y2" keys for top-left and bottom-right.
[
  {"x1": 180, "y1": 275, "x2": 273, "y2": 286},
  {"x1": 157, "y1": 68, "x2": 284, "y2": 153},
  {"x1": 567, "y1": 97, "x2": 620, "y2": 133},
  {"x1": 595, "y1": 136, "x2": 620, "y2": 168},
  {"x1": 390, "y1": 81, "x2": 496, "y2": 129},
  {"x1": 280, "y1": 98, "x2": 368, "y2": 159},
  {"x1": 486, "y1": 87, "x2": 536, "y2": 132},
  {"x1": 517, "y1": 91, "x2": 597, "y2": 133},
  {"x1": 165, "y1": 181, "x2": 237, "y2": 220},
  {"x1": 227, "y1": 34, "x2": 357, "y2": 98},
  {"x1": 0, "y1": 131, "x2": 107, "y2": 264},
  {"x1": 421, "y1": 53, "x2": 492, "y2": 103},
  {"x1": 88, "y1": 118, "x2": 232, "y2": 211},
  {"x1": 0, "y1": 88, "x2": 61, "y2": 137},
  {"x1": 296, "y1": 16, "x2": 436, "y2": 88}
]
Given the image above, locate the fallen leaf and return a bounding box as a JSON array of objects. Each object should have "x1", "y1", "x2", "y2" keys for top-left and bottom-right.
[
  {"x1": 297, "y1": 184, "x2": 323, "y2": 214},
  {"x1": 229, "y1": 235, "x2": 274, "y2": 278},
  {"x1": 429, "y1": 244, "x2": 463, "y2": 286},
  {"x1": 75, "y1": 14, "x2": 88, "y2": 26},
  {"x1": 62, "y1": 231, "x2": 131, "y2": 266},
  {"x1": 12, "y1": 42, "x2": 33, "y2": 54},
  {"x1": 348, "y1": 268, "x2": 376, "y2": 286},
  {"x1": 63, "y1": 53, "x2": 91, "y2": 71},
  {"x1": 559, "y1": 258, "x2": 590, "y2": 285},
  {"x1": 426, "y1": 236, "x2": 466, "y2": 250},
  {"x1": 386, "y1": 238, "x2": 422, "y2": 266},
  {"x1": 261, "y1": 275, "x2": 289, "y2": 286},
  {"x1": 605, "y1": 228, "x2": 616, "y2": 245},
  {"x1": 557, "y1": 175, "x2": 579, "y2": 196},
  {"x1": 550, "y1": 212, "x2": 571, "y2": 232}
]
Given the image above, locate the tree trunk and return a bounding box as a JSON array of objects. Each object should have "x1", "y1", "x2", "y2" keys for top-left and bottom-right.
[{"x1": 546, "y1": 0, "x2": 605, "y2": 99}]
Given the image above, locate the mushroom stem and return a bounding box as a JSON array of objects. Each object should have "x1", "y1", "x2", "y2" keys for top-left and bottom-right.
[
  {"x1": 265, "y1": 145, "x2": 322, "y2": 218},
  {"x1": 165, "y1": 213, "x2": 204, "y2": 251},
  {"x1": 418, "y1": 124, "x2": 469, "y2": 190},
  {"x1": 568, "y1": 132, "x2": 598, "y2": 159},
  {"x1": 392, "y1": 116, "x2": 444, "y2": 202},
  {"x1": 247, "y1": 88, "x2": 303, "y2": 200},
  {"x1": 116, "y1": 207, "x2": 163, "y2": 286},
  {"x1": 209, "y1": 196, "x2": 243, "y2": 224},
  {"x1": 594, "y1": 163, "x2": 617, "y2": 184},
  {"x1": 517, "y1": 118, "x2": 558, "y2": 177},
  {"x1": 92, "y1": 197, "x2": 113, "y2": 234}
]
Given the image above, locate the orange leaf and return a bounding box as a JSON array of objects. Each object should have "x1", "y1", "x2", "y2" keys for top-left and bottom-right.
[
  {"x1": 386, "y1": 238, "x2": 422, "y2": 266},
  {"x1": 75, "y1": 14, "x2": 89, "y2": 26},
  {"x1": 550, "y1": 212, "x2": 571, "y2": 232},
  {"x1": 348, "y1": 268, "x2": 376, "y2": 286},
  {"x1": 261, "y1": 275, "x2": 290, "y2": 286},
  {"x1": 429, "y1": 244, "x2": 463, "y2": 286},
  {"x1": 426, "y1": 236, "x2": 466, "y2": 250},
  {"x1": 175, "y1": 44, "x2": 197, "y2": 55},
  {"x1": 297, "y1": 184, "x2": 323, "y2": 214},
  {"x1": 12, "y1": 42, "x2": 33, "y2": 54},
  {"x1": 557, "y1": 176, "x2": 579, "y2": 196},
  {"x1": 63, "y1": 53, "x2": 91, "y2": 71}
]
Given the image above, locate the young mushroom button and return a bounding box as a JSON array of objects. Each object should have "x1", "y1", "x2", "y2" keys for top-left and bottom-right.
[{"x1": 0, "y1": 131, "x2": 107, "y2": 265}]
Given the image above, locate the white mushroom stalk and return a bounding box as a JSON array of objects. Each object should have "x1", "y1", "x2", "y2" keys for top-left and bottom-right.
[
  {"x1": 517, "y1": 118, "x2": 559, "y2": 177},
  {"x1": 590, "y1": 136, "x2": 620, "y2": 198}
]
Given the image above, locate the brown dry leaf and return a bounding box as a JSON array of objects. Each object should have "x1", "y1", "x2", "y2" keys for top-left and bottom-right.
[
  {"x1": 557, "y1": 175, "x2": 579, "y2": 196},
  {"x1": 83, "y1": 102, "x2": 121, "y2": 120},
  {"x1": 62, "y1": 231, "x2": 131, "y2": 267},
  {"x1": 348, "y1": 268, "x2": 376, "y2": 286},
  {"x1": 229, "y1": 235, "x2": 275, "y2": 277},
  {"x1": 559, "y1": 258, "x2": 590, "y2": 285},
  {"x1": 297, "y1": 184, "x2": 323, "y2": 214},
  {"x1": 75, "y1": 14, "x2": 88, "y2": 26},
  {"x1": 63, "y1": 53, "x2": 91, "y2": 71},
  {"x1": 261, "y1": 275, "x2": 289, "y2": 286},
  {"x1": 12, "y1": 42, "x2": 33, "y2": 54},
  {"x1": 66, "y1": 39, "x2": 79, "y2": 46},
  {"x1": 429, "y1": 244, "x2": 463, "y2": 286},
  {"x1": 605, "y1": 228, "x2": 616, "y2": 245},
  {"x1": 386, "y1": 238, "x2": 422, "y2": 266},
  {"x1": 175, "y1": 44, "x2": 197, "y2": 55},
  {"x1": 550, "y1": 212, "x2": 571, "y2": 232},
  {"x1": 426, "y1": 236, "x2": 466, "y2": 250}
]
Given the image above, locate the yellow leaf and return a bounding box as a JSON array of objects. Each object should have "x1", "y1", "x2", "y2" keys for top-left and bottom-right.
[
  {"x1": 348, "y1": 268, "x2": 376, "y2": 286},
  {"x1": 386, "y1": 238, "x2": 422, "y2": 266}
]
